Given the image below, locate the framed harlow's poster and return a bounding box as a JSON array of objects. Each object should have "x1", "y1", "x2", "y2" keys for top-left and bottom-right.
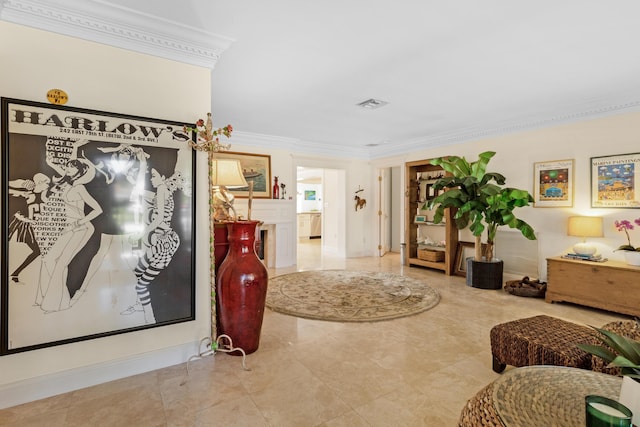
[
  {"x1": 591, "y1": 153, "x2": 640, "y2": 208},
  {"x1": 214, "y1": 151, "x2": 271, "y2": 198},
  {"x1": 533, "y1": 159, "x2": 574, "y2": 207},
  {"x1": 1, "y1": 98, "x2": 196, "y2": 355}
]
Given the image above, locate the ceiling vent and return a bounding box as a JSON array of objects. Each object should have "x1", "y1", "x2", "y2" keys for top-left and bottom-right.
[{"x1": 356, "y1": 98, "x2": 388, "y2": 110}]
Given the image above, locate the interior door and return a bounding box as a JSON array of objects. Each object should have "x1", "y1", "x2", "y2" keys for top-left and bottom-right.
[{"x1": 378, "y1": 168, "x2": 391, "y2": 256}]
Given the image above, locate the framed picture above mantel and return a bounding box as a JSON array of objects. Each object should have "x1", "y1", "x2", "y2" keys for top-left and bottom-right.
[
  {"x1": 591, "y1": 152, "x2": 640, "y2": 208},
  {"x1": 0, "y1": 97, "x2": 196, "y2": 355},
  {"x1": 214, "y1": 151, "x2": 272, "y2": 198}
]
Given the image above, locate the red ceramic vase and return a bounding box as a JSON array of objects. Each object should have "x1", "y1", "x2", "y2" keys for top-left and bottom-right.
[
  {"x1": 216, "y1": 220, "x2": 268, "y2": 355},
  {"x1": 213, "y1": 222, "x2": 230, "y2": 273}
]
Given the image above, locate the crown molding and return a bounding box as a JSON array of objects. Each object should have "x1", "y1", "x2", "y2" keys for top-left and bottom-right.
[
  {"x1": 0, "y1": 0, "x2": 233, "y2": 68},
  {"x1": 235, "y1": 99, "x2": 640, "y2": 161},
  {"x1": 367, "y1": 99, "x2": 640, "y2": 160}
]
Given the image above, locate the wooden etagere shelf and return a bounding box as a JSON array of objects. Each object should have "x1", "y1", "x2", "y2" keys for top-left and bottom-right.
[{"x1": 404, "y1": 158, "x2": 458, "y2": 275}]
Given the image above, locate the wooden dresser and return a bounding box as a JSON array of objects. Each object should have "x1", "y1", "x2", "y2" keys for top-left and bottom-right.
[{"x1": 546, "y1": 256, "x2": 640, "y2": 317}]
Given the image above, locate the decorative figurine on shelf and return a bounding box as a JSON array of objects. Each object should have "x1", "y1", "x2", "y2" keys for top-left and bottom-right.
[
  {"x1": 354, "y1": 186, "x2": 366, "y2": 211},
  {"x1": 280, "y1": 182, "x2": 286, "y2": 199},
  {"x1": 272, "y1": 176, "x2": 280, "y2": 199}
]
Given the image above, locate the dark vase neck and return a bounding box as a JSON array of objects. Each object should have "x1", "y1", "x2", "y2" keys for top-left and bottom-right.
[{"x1": 226, "y1": 220, "x2": 261, "y2": 252}]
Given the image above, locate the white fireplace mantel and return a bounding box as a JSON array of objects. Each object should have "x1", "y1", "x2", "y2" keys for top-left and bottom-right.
[{"x1": 235, "y1": 199, "x2": 295, "y2": 268}]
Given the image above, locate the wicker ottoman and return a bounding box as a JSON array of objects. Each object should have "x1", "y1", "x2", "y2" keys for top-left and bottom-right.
[
  {"x1": 490, "y1": 315, "x2": 595, "y2": 373},
  {"x1": 458, "y1": 381, "x2": 506, "y2": 427}
]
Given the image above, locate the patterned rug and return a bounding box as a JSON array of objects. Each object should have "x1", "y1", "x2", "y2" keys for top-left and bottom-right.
[{"x1": 266, "y1": 270, "x2": 440, "y2": 322}]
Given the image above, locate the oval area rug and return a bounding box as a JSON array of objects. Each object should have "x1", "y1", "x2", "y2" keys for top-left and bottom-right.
[{"x1": 266, "y1": 270, "x2": 440, "y2": 322}]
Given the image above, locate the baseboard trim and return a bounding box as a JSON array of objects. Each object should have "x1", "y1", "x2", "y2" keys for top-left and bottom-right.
[{"x1": 0, "y1": 340, "x2": 200, "y2": 409}]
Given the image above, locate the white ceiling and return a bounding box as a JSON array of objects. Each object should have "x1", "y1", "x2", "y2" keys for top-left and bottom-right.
[{"x1": 6, "y1": 1, "x2": 640, "y2": 159}]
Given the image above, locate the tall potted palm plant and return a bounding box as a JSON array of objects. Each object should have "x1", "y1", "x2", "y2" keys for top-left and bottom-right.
[{"x1": 426, "y1": 151, "x2": 536, "y2": 289}]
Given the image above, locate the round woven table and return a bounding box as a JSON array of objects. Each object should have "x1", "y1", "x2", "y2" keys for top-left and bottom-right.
[{"x1": 492, "y1": 366, "x2": 622, "y2": 427}]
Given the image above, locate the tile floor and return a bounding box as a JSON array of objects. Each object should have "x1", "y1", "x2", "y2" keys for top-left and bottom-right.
[{"x1": 0, "y1": 239, "x2": 627, "y2": 426}]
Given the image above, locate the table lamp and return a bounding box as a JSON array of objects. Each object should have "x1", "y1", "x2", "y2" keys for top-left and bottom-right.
[
  {"x1": 211, "y1": 159, "x2": 248, "y2": 221},
  {"x1": 567, "y1": 216, "x2": 603, "y2": 256}
]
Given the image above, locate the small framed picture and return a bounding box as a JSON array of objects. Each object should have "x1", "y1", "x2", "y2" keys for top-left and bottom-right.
[
  {"x1": 454, "y1": 242, "x2": 475, "y2": 277},
  {"x1": 214, "y1": 151, "x2": 272, "y2": 198},
  {"x1": 533, "y1": 159, "x2": 574, "y2": 207},
  {"x1": 414, "y1": 215, "x2": 427, "y2": 223},
  {"x1": 454, "y1": 241, "x2": 488, "y2": 277},
  {"x1": 591, "y1": 153, "x2": 640, "y2": 208}
]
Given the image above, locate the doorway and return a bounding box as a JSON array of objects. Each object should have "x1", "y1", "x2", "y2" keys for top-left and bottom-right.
[{"x1": 296, "y1": 166, "x2": 346, "y2": 262}]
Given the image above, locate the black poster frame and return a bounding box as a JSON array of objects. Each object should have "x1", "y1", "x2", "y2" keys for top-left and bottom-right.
[{"x1": 1, "y1": 98, "x2": 196, "y2": 355}]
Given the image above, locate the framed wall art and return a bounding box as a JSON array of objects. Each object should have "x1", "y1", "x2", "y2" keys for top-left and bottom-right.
[
  {"x1": 591, "y1": 153, "x2": 640, "y2": 208},
  {"x1": 414, "y1": 215, "x2": 427, "y2": 223},
  {"x1": 1, "y1": 97, "x2": 196, "y2": 355},
  {"x1": 533, "y1": 159, "x2": 574, "y2": 207},
  {"x1": 454, "y1": 241, "x2": 472, "y2": 277},
  {"x1": 214, "y1": 151, "x2": 271, "y2": 198},
  {"x1": 454, "y1": 241, "x2": 488, "y2": 277}
]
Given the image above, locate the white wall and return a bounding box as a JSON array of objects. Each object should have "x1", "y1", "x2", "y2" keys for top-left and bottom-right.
[
  {"x1": 203, "y1": 142, "x2": 374, "y2": 260},
  {"x1": 346, "y1": 162, "x2": 375, "y2": 257},
  {"x1": 0, "y1": 21, "x2": 212, "y2": 408},
  {"x1": 394, "y1": 112, "x2": 640, "y2": 279}
]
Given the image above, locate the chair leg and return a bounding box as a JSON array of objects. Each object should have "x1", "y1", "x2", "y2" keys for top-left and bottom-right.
[{"x1": 492, "y1": 356, "x2": 506, "y2": 373}]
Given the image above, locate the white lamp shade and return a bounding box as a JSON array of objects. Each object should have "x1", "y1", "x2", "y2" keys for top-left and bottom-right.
[
  {"x1": 211, "y1": 159, "x2": 248, "y2": 188},
  {"x1": 567, "y1": 216, "x2": 603, "y2": 256},
  {"x1": 567, "y1": 216, "x2": 603, "y2": 238}
]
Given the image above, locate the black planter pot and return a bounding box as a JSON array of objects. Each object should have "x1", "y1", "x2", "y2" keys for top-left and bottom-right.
[{"x1": 466, "y1": 258, "x2": 504, "y2": 289}]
